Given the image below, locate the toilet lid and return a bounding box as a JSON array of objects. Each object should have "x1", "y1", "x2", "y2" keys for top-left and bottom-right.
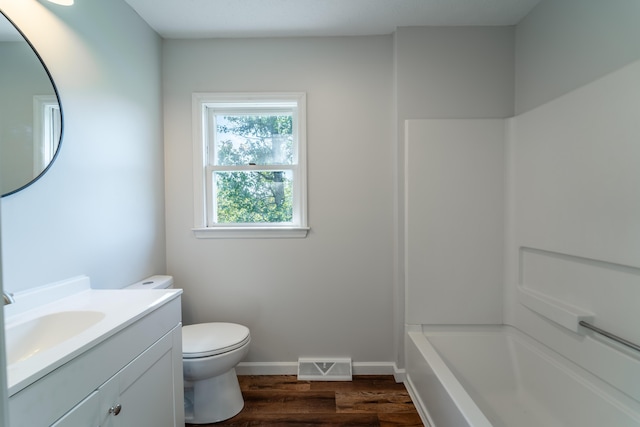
[{"x1": 182, "y1": 322, "x2": 250, "y2": 359}]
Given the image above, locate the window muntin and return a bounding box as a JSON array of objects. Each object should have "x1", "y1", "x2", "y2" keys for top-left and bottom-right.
[{"x1": 193, "y1": 93, "x2": 307, "y2": 237}]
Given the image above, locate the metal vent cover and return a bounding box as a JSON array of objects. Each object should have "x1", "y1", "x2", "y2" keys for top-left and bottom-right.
[{"x1": 297, "y1": 357, "x2": 352, "y2": 381}]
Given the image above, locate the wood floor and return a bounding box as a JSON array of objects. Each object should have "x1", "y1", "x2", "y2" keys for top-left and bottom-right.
[{"x1": 185, "y1": 375, "x2": 424, "y2": 427}]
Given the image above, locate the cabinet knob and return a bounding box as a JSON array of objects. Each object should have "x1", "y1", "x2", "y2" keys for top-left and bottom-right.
[{"x1": 109, "y1": 403, "x2": 122, "y2": 416}]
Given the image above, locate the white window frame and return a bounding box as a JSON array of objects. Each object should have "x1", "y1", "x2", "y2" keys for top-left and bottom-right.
[
  {"x1": 192, "y1": 92, "x2": 309, "y2": 238},
  {"x1": 33, "y1": 95, "x2": 61, "y2": 174}
]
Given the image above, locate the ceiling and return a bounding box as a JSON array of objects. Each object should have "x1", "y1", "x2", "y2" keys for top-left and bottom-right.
[{"x1": 123, "y1": 0, "x2": 541, "y2": 39}]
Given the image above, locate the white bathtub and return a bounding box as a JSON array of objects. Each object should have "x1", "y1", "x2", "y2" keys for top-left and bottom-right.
[{"x1": 405, "y1": 325, "x2": 640, "y2": 427}]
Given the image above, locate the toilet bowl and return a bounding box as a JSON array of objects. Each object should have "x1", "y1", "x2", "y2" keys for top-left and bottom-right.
[
  {"x1": 125, "y1": 276, "x2": 251, "y2": 424},
  {"x1": 183, "y1": 322, "x2": 251, "y2": 423}
]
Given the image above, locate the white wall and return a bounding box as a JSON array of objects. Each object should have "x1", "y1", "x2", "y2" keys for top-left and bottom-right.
[
  {"x1": 0, "y1": 0, "x2": 165, "y2": 292},
  {"x1": 394, "y1": 27, "x2": 514, "y2": 348},
  {"x1": 405, "y1": 119, "x2": 505, "y2": 325},
  {"x1": 515, "y1": 0, "x2": 640, "y2": 114},
  {"x1": 401, "y1": 4, "x2": 640, "y2": 401},
  {"x1": 163, "y1": 36, "x2": 396, "y2": 366},
  {"x1": 506, "y1": 0, "x2": 640, "y2": 402},
  {"x1": 507, "y1": 57, "x2": 640, "y2": 404}
]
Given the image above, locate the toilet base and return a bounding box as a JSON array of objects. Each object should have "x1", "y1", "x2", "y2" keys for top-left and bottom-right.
[{"x1": 184, "y1": 368, "x2": 244, "y2": 424}]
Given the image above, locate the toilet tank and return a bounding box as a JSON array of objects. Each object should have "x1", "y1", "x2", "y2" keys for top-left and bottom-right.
[{"x1": 125, "y1": 275, "x2": 174, "y2": 289}]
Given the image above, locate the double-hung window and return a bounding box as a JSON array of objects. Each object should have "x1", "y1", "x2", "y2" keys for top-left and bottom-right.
[
  {"x1": 193, "y1": 93, "x2": 308, "y2": 238},
  {"x1": 33, "y1": 95, "x2": 61, "y2": 173}
]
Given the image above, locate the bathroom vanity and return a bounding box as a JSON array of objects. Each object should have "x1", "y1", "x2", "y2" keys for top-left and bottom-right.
[{"x1": 4, "y1": 277, "x2": 184, "y2": 426}]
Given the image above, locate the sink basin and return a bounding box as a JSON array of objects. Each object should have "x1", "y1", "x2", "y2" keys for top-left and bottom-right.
[
  {"x1": 3, "y1": 276, "x2": 183, "y2": 396},
  {"x1": 6, "y1": 311, "x2": 106, "y2": 365}
]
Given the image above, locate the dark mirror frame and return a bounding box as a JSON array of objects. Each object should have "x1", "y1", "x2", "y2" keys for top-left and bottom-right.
[{"x1": 0, "y1": 9, "x2": 64, "y2": 197}]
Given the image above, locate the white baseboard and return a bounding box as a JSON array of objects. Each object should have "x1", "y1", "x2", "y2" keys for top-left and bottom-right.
[
  {"x1": 236, "y1": 361, "x2": 405, "y2": 381},
  {"x1": 236, "y1": 362, "x2": 298, "y2": 375}
]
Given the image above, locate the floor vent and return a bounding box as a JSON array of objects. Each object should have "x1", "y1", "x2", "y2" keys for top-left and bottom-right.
[{"x1": 297, "y1": 357, "x2": 352, "y2": 381}]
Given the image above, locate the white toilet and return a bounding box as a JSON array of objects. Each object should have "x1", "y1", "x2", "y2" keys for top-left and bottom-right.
[{"x1": 126, "y1": 275, "x2": 251, "y2": 424}]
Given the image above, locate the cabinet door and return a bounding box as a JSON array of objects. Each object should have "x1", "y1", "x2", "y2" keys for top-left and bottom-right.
[
  {"x1": 51, "y1": 391, "x2": 100, "y2": 427},
  {"x1": 99, "y1": 327, "x2": 181, "y2": 427}
]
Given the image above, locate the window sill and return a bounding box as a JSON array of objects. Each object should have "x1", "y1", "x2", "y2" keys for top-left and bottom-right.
[{"x1": 192, "y1": 227, "x2": 310, "y2": 239}]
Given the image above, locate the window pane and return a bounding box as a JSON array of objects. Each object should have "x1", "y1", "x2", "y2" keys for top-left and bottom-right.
[
  {"x1": 215, "y1": 114, "x2": 293, "y2": 166},
  {"x1": 214, "y1": 170, "x2": 293, "y2": 223}
]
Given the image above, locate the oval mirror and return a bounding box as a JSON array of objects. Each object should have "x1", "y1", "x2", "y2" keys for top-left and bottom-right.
[{"x1": 0, "y1": 10, "x2": 63, "y2": 197}]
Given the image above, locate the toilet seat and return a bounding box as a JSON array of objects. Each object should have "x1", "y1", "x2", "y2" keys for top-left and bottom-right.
[{"x1": 182, "y1": 322, "x2": 250, "y2": 359}]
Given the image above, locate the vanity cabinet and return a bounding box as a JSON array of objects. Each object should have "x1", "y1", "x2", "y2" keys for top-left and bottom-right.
[
  {"x1": 97, "y1": 325, "x2": 180, "y2": 427},
  {"x1": 8, "y1": 296, "x2": 184, "y2": 427},
  {"x1": 50, "y1": 391, "x2": 99, "y2": 427}
]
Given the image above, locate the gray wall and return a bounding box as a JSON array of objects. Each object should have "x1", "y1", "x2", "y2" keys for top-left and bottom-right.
[
  {"x1": 0, "y1": 0, "x2": 165, "y2": 292},
  {"x1": 515, "y1": 0, "x2": 640, "y2": 114},
  {"x1": 163, "y1": 28, "x2": 516, "y2": 368},
  {"x1": 163, "y1": 36, "x2": 396, "y2": 366},
  {"x1": 4, "y1": 0, "x2": 636, "y2": 379},
  {"x1": 396, "y1": 26, "x2": 515, "y2": 121}
]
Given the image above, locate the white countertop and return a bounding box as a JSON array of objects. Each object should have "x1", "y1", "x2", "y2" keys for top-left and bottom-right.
[{"x1": 4, "y1": 276, "x2": 182, "y2": 395}]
